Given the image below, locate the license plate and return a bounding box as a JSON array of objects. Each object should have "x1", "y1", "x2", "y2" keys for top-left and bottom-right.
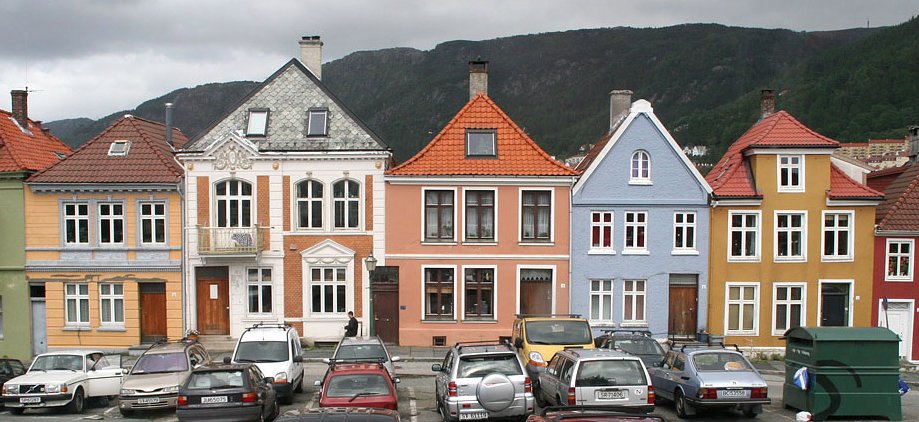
[
  {"x1": 201, "y1": 396, "x2": 228, "y2": 404},
  {"x1": 459, "y1": 412, "x2": 488, "y2": 420},
  {"x1": 137, "y1": 397, "x2": 161, "y2": 404},
  {"x1": 597, "y1": 390, "x2": 626, "y2": 400},
  {"x1": 19, "y1": 397, "x2": 41, "y2": 404},
  {"x1": 718, "y1": 389, "x2": 750, "y2": 398}
]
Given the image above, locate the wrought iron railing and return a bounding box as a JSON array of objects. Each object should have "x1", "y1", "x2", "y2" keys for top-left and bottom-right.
[{"x1": 197, "y1": 226, "x2": 266, "y2": 255}]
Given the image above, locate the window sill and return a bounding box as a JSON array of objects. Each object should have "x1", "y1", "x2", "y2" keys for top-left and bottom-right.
[
  {"x1": 774, "y1": 257, "x2": 806, "y2": 263},
  {"x1": 628, "y1": 180, "x2": 653, "y2": 186},
  {"x1": 727, "y1": 257, "x2": 760, "y2": 263},
  {"x1": 519, "y1": 242, "x2": 555, "y2": 246},
  {"x1": 62, "y1": 325, "x2": 92, "y2": 331},
  {"x1": 671, "y1": 250, "x2": 699, "y2": 256},
  {"x1": 821, "y1": 256, "x2": 853, "y2": 263},
  {"x1": 620, "y1": 322, "x2": 648, "y2": 328},
  {"x1": 725, "y1": 331, "x2": 758, "y2": 336},
  {"x1": 885, "y1": 278, "x2": 913, "y2": 283},
  {"x1": 590, "y1": 322, "x2": 616, "y2": 328},
  {"x1": 588, "y1": 249, "x2": 616, "y2": 255},
  {"x1": 622, "y1": 249, "x2": 650, "y2": 256},
  {"x1": 97, "y1": 325, "x2": 127, "y2": 332},
  {"x1": 461, "y1": 319, "x2": 498, "y2": 324},
  {"x1": 462, "y1": 241, "x2": 497, "y2": 246},
  {"x1": 421, "y1": 241, "x2": 457, "y2": 246},
  {"x1": 421, "y1": 319, "x2": 457, "y2": 324},
  {"x1": 777, "y1": 188, "x2": 805, "y2": 194}
]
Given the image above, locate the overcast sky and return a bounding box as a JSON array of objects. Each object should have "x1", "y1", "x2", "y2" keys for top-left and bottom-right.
[{"x1": 2, "y1": 0, "x2": 916, "y2": 122}]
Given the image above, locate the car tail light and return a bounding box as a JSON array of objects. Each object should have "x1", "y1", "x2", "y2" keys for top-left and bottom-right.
[
  {"x1": 385, "y1": 402, "x2": 398, "y2": 410},
  {"x1": 242, "y1": 392, "x2": 258, "y2": 403},
  {"x1": 448, "y1": 381, "x2": 457, "y2": 397},
  {"x1": 751, "y1": 387, "x2": 768, "y2": 399},
  {"x1": 524, "y1": 377, "x2": 532, "y2": 394},
  {"x1": 567, "y1": 387, "x2": 576, "y2": 405},
  {"x1": 697, "y1": 388, "x2": 717, "y2": 400},
  {"x1": 177, "y1": 395, "x2": 187, "y2": 407},
  {"x1": 647, "y1": 385, "x2": 655, "y2": 404}
]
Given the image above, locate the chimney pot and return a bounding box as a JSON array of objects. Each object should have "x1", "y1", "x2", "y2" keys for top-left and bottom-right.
[
  {"x1": 11, "y1": 89, "x2": 28, "y2": 126},
  {"x1": 468, "y1": 59, "x2": 489, "y2": 100},
  {"x1": 760, "y1": 89, "x2": 776, "y2": 119},
  {"x1": 608, "y1": 89, "x2": 633, "y2": 132},
  {"x1": 165, "y1": 103, "x2": 175, "y2": 147},
  {"x1": 908, "y1": 125, "x2": 919, "y2": 161},
  {"x1": 299, "y1": 35, "x2": 323, "y2": 80}
]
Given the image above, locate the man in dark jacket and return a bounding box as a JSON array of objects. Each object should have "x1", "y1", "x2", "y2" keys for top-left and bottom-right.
[{"x1": 344, "y1": 311, "x2": 358, "y2": 337}]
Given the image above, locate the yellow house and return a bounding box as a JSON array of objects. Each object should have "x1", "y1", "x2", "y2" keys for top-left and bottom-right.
[
  {"x1": 705, "y1": 92, "x2": 882, "y2": 349},
  {"x1": 25, "y1": 114, "x2": 188, "y2": 351}
]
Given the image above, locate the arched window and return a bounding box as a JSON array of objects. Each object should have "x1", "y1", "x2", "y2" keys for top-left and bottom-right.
[
  {"x1": 630, "y1": 150, "x2": 650, "y2": 182},
  {"x1": 333, "y1": 179, "x2": 360, "y2": 229},
  {"x1": 297, "y1": 179, "x2": 324, "y2": 229},
  {"x1": 215, "y1": 180, "x2": 252, "y2": 227}
]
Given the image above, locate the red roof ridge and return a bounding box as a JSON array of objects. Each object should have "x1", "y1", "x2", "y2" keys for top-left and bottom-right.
[
  {"x1": 27, "y1": 115, "x2": 127, "y2": 181},
  {"x1": 125, "y1": 116, "x2": 184, "y2": 180},
  {"x1": 0, "y1": 109, "x2": 71, "y2": 173}
]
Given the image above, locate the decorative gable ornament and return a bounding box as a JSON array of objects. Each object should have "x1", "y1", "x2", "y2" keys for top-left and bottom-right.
[
  {"x1": 299, "y1": 239, "x2": 355, "y2": 265},
  {"x1": 214, "y1": 143, "x2": 253, "y2": 171}
]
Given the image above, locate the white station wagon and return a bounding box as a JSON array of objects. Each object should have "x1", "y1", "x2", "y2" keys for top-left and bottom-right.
[{"x1": 1, "y1": 350, "x2": 124, "y2": 415}]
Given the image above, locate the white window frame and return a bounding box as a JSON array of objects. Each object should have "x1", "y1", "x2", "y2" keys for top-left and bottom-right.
[
  {"x1": 139, "y1": 201, "x2": 167, "y2": 245},
  {"x1": 65, "y1": 283, "x2": 90, "y2": 326},
  {"x1": 460, "y1": 265, "x2": 497, "y2": 321},
  {"x1": 728, "y1": 210, "x2": 761, "y2": 262},
  {"x1": 772, "y1": 282, "x2": 806, "y2": 336},
  {"x1": 629, "y1": 150, "x2": 652, "y2": 185},
  {"x1": 462, "y1": 188, "x2": 497, "y2": 243},
  {"x1": 623, "y1": 211, "x2": 648, "y2": 254},
  {"x1": 99, "y1": 282, "x2": 124, "y2": 325},
  {"x1": 817, "y1": 279, "x2": 855, "y2": 327},
  {"x1": 247, "y1": 268, "x2": 273, "y2": 314},
  {"x1": 622, "y1": 279, "x2": 647, "y2": 325},
  {"x1": 724, "y1": 282, "x2": 759, "y2": 336},
  {"x1": 777, "y1": 154, "x2": 805, "y2": 192},
  {"x1": 588, "y1": 279, "x2": 614, "y2": 325},
  {"x1": 774, "y1": 211, "x2": 807, "y2": 262},
  {"x1": 518, "y1": 188, "x2": 555, "y2": 244},
  {"x1": 63, "y1": 202, "x2": 90, "y2": 245},
  {"x1": 332, "y1": 178, "x2": 361, "y2": 230},
  {"x1": 672, "y1": 211, "x2": 698, "y2": 255},
  {"x1": 307, "y1": 109, "x2": 328, "y2": 137},
  {"x1": 885, "y1": 238, "x2": 914, "y2": 282},
  {"x1": 246, "y1": 109, "x2": 269, "y2": 136},
  {"x1": 214, "y1": 179, "x2": 254, "y2": 228},
  {"x1": 421, "y1": 187, "x2": 457, "y2": 243},
  {"x1": 107, "y1": 140, "x2": 131, "y2": 156},
  {"x1": 307, "y1": 266, "x2": 348, "y2": 316},
  {"x1": 589, "y1": 211, "x2": 615, "y2": 254},
  {"x1": 295, "y1": 179, "x2": 325, "y2": 230},
  {"x1": 822, "y1": 211, "x2": 854, "y2": 262},
  {"x1": 421, "y1": 265, "x2": 457, "y2": 321},
  {"x1": 97, "y1": 202, "x2": 125, "y2": 245}
]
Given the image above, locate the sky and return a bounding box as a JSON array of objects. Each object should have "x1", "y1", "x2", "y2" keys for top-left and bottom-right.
[{"x1": 1, "y1": 0, "x2": 917, "y2": 122}]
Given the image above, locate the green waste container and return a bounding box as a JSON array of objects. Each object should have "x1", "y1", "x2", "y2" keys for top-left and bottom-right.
[{"x1": 783, "y1": 327, "x2": 902, "y2": 421}]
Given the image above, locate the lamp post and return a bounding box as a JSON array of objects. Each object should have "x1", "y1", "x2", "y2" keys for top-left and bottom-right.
[{"x1": 364, "y1": 254, "x2": 378, "y2": 336}]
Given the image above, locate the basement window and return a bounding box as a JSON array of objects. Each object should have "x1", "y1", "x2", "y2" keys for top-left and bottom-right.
[
  {"x1": 108, "y1": 140, "x2": 131, "y2": 156},
  {"x1": 246, "y1": 109, "x2": 269, "y2": 136},
  {"x1": 466, "y1": 130, "x2": 496, "y2": 157}
]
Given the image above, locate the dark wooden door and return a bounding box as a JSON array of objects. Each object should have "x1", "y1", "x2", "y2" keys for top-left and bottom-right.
[
  {"x1": 821, "y1": 283, "x2": 850, "y2": 326},
  {"x1": 371, "y1": 266, "x2": 399, "y2": 344},
  {"x1": 140, "y1": 283, "x2": 167, "y2": 343},
  {"x1": 196, "y1": 267, "x2": 229, "y2": 335},
  {"x1": 669, "y1": 284, "x2": 698, "y2": 338},
  {"x1": 520, "y1": 280, "x2": 552, "y2": 315}
]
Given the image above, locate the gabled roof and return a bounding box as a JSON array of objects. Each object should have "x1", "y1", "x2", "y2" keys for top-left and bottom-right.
[
  {"x1": 827, "y1": 165, "x2": 883, "y2": 200},
  {"x1": 0, "y1": 109, "x2": 71, "y2": 173},
  {"x1": 387, "y1": 94, "x2": 576, "y2": 176},
  {"x1": 28, "y1": 115, "x2": 186, "y2": 184},
  {"x1": 876, "y1": 162, "x2": 919, "y2": 231}
]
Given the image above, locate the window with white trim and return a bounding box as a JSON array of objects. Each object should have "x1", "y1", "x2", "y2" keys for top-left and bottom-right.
[
  {"x1": 99, "y1": 283, "x2": 124, "y2": 324},
  {"x1": 776, "y1": 212, "x2": 806, "y2": 260},
  {"x1": 65, "y1": 283, "x2": 90, "y2": 325},
  {"x1": 297, "y1": 180, "x2": 324, "y2": 229},
  {"x1": 630, "y1": 150, "x2": 650, "y2": 183},
  {"x1": 823, "y1": 212, "x2": 853, "y2": 260},
  {"x1": 773, "y1": 284, "x2": 804, "y2": 335},
  {"x1": 590, "y1": 211, "x2": 613, "y2": 251},
  {"x1": 886, "y1": 239, "x2": 914, "y2": 281},
  {"x1": 246, "y1": 110, "x2": 269, "y2": 136},
  {"x1": 726, "y1": 284, "x2": 758, "y2": 334},
  {"x1": 778, "y1": 155, "x2": 804, "y2": 192},
  {"x1": 307, "y1": 110, "x2": 328, "y2": 137},
  {"x1": 424, "y1": 190, "x2": 454, "y2": 241},
  {"x1": 463, "y1": 268, "x2": 494, "y2": 319},
  {"x1": 310, "y1": 267, "x2": 346, "y2": 314},
  {"x1": 333, "y1": 179, "x2": 360, "y2": 229},
  {"x1": 464, "y1": 190, "x2": 495, "y2": 241},
  {"x1": 215, "y1": 180, "x2": 252, "y2": 227},
  {"x1": 98, "y1": 202, "x2": 124, "y2": 244},
  {"x1": 107, "y1": 140, "x2": 131, "y2": 156},
  {"x1": 63, "y1": 202, "x2": 89, "y2": 245},
  {"x1": 521, "y1": 190, "x2": 552, "y2": 242},
  {"x1": 673, "y1": 212, "x2": 696, "y2": 251},
  {"x1": 589, "y1": 279, "x2": 613, "y2": 323},
  {"x1": 729, "y1": 212, "x2": 759, "y2": 259},
  {"x1": 247, "y1": 268, "x2": 273, "y2": 314},
  {"x1": 425, "y1": 268, "x2": 454, "y2": 320},
  {"x1": 624, "y1": 211, "x2": 647, "y2": 251},
  {"x1": 140, "y1": 202, "x2": 166, "y2": 244},
  {"x1": 623, "y1": 280, "x2": 646, "y2": 323}
]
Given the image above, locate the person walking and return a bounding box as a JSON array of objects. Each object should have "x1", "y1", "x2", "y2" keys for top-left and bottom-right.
[{"x1": 344, "y1": 311, "x2": 358, "y2": 337}]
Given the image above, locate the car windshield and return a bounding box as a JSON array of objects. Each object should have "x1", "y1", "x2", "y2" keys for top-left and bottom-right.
[
  {"x1": 326, "y1": 374, "x2": 391, "y2": 397},
  {"x1": 525, "y1": 320, "x2": 592, "y2": 345},
  {"x1": 132, "y1": 352, "x2": 189, "y2": 374},
  {"x1": 614, "y1": 338, "x2": 664, "y2": 356},
  {"x1": 234, "y1": 341, "x2": 288, "y2": 363},
  {"x1": 692, "y1": 353, "x2": 754, "y2": 372},
  {"x1": 575, "y1": 360, "x2": 647, "y2": 387},
  {"x1": 186, "y1": 370, "x2": 246, "y2": 389},
  {"x1": 335, "y1": 344, "x2": 388, "y2": 362},
  {"x1": 30, "y1": 355, "x2": 83, "y2": 372},
  {"x1": 458, "y1": 354, "x2": 523, "y2": 378}
]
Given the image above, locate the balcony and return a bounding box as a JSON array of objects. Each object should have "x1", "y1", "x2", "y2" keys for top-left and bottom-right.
[{"x1": 197, "y1": 226, "x2": 267, "y2": 256}]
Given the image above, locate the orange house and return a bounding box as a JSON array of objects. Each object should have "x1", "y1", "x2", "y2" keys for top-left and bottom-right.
[{"x1": 384, "y1": 61, "x2": 578, "y2": 346}]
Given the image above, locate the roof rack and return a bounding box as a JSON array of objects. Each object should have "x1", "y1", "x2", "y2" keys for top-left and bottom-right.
[
  {"x1": 242, "y1": 322, "x2": 291, "y2": 334},
  {"x1": 454, "y1": 340, "x2": 513, "y2": 352},
  {"x1": 674, "y1": 340, "x2": 741, "y2": 353},
  {"x1": 515, "y1": 313, "x2": 582, "y2": 318},
  {"x1": 599, "y1": 329, "x2": 653, "y2": 336},
  {"x1": 327, "y1": 357, "x2": 386, "y2": 370}
]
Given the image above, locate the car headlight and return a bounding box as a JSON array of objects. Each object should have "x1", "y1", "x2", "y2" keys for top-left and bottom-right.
[
  {"x1": 161, "y1": 385, "x2": 180, "y2": 393},
  {"x1": 45, "y1": 384, "x2": 62, "y2": 394},
  {"x1": 3, "y1": 384, "x2": 18, "y2": 395},
  {"x1": 120, "y1": 389, "x2": 136, "y2": 396},
  {"x1": 274, "y1": 372, "x2": 288, "y2": 383},
  {"x1": 528, "y1": 351, "x2": 546, "y2": 365}
]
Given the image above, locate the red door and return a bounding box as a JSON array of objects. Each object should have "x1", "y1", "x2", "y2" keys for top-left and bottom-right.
[
  {"x1": 196, "y1": 267, "x2": 230, "y2": 335},
  {"x1": 140, "y1": 283, "x2": 167, "y2": 343}
]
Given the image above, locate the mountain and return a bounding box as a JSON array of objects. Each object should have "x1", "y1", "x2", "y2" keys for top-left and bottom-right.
[{"x1": 47, "y1": 21, "x2": 915, "y2": 165}]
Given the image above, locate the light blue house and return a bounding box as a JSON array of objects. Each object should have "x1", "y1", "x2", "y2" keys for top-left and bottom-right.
[{"x1": 571, "y1": 90, "x2": 712, "y2": 340}]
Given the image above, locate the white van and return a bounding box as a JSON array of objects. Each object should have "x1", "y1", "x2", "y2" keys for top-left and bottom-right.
[{"x1": 230, "y1": 323, "x2": 304, "y2": 405}]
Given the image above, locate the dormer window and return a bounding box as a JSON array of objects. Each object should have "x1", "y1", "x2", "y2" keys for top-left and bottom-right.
[
  {"x1": 108, "y1": 140, "x2": 131, "y2": 156},
  {"x1": 246, "y1": 109, "x2": 269, "y2": 136},
  {"x1": 778, "y1": 155, "x2": 804, "y2": 192},
  {"x1": 307, "y1": 109, "x2": 328, "y2": 137},
  {"x1": 466, "y1": 130, "x2": 496, "y2": 157}
]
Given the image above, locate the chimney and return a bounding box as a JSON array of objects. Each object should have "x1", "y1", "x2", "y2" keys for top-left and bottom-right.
[
  {"x1": 11, "y1": 89, "x2": 27, "y2": 126},
  {"x1": 468, "y1": 59, "x2": 488, "y2": 100},
  {"x1": 760, "y1": 89, "x2": 776, "y2": 119},
  {"x1": 165, "y1": 103, "x2": 174, "y2": 147},
  {"x1": 609, "y1": 90, "x2": 633, "y2": 131},
  {"x1": 909, "y1": 125, "x2": 919, "y2": 161},
  {"x1": 299, "y1": 36, "x2": 323, "y2": 80}
]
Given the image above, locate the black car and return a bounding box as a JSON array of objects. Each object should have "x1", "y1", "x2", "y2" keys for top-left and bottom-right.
[
  {"x1": 277, "y1": 407, "x2": 401, "y2": 422},
  {"x1": 177, "y1": 363, "x2": 278, "y2": 422},
  {"x1": 595, "y1": 331, "x2": 666, "y2": 368},
  {"x1": 0, "y1": 359, "x2": 26, "y2": 407}
]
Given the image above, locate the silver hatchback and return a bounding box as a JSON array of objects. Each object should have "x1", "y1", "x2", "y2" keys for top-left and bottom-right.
[
  {"x1": 537, "y1": 348, "x2": 654, "y2": 413},
  {"x1": 432, "y1": 341, "x2": 535, "y2": 421}
]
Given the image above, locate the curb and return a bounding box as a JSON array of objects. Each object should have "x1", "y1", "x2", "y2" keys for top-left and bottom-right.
[{"x1": 758, "y1": 369, "x2": 919, "y2": 387}]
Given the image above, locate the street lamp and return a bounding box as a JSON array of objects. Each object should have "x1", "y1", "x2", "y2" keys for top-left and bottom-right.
[{"x1": 364, "y1": 254, "x2": 378, "y2": 336}]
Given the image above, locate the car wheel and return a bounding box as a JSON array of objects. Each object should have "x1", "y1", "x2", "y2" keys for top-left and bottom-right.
[
  {"x1": 742, "y1": 406, "x2": 758, "y2": 418},
  {"x1": 534, "y1": 387, "x2": 547, "y2": 408},
  {"x1": 10, "y1": 407, "x2": 25, "y2": 415},
  {"x1": 294, "y1": 372, "x2": 304, "y2": 393},
  {"x1": 270, "y1": 399, "x2": 280, "y2": 421},
  {"x1": 119, "y1": 408, "x2": 134, "y2": 417},
  {"x1": 281, "y1": 392, "x2": 293, "y2": 406},
  {"x1": 258, "y1": 407, "x2": 266, "y2": 422},
  {"x1": 67, "y1": 388, "x2": 85, "y2": 413},
  {"x1": 675, "y1": 390, "x2": 690, "y2": 419},
  {"x1": 95, "y1": 395, "x2": 109, "y2": 407}
]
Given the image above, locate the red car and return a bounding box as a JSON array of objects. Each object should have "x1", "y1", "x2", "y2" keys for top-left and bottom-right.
[{"x1": 315, "y1": 362, "x2": 399, "y2": 410}]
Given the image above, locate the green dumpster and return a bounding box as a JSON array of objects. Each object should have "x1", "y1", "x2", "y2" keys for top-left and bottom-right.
[{"x1": 783, "y1": 327, "x2": 902, "y2": 421}]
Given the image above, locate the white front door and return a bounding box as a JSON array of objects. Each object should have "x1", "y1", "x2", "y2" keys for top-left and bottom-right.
[{"x1": 878, "y1": 300, "x2": 914, "y2": 360}]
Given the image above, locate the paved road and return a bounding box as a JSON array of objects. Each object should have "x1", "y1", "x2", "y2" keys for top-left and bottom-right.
[{"x1": 3, "y1": 362, "x2": 917, "y2": 421}]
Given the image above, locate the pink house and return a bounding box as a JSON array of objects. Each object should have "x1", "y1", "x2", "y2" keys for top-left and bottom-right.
[{"x1": 383, "y1": 61, "x2": 578, "y2": 346}]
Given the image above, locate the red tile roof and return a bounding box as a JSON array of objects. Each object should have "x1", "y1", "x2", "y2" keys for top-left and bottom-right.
[
  {"x1": 387, "y1": 94, "x2": 577, "y2": 176},
  {"x1": 574, "y1": 131, "x2": 613, "y2": 173},
  {"x1": 827, "y1": 165, "x2": 883, "y2": 200},
  {"x1": 0, "y1": 109, "x2": 71, "y2": 173},
  {"x1": 28, "y1": 115, "x2": 186, "y2": 184},
  {"x1": 877, "y1": 162, "x2": 919, "y2": 230}
]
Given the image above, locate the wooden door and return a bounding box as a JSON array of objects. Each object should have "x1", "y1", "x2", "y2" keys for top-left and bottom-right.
[
  {"x1": 196, "y1": 267, "x2": 230, "y2": 335},
  {"x1": 669, "y1": 275, "x2": 698, "y2": 338},
  {"x1": 140, "y1": 283, "x2": 167, "y2": 343},
  {"x1": 520, "y1": 280, "x2": 552, "y2": 315},
  {"x1": 371, "y1": 266, "x2": 399, "y2": 344},
  {"x1": 820, "y1": 283, "x2": 850, "y2": 327}
]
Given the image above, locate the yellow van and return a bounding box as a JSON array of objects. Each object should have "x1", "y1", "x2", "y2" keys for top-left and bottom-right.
[{"x1": 510, "y1": 315, "x2": 594, "y2": 385}]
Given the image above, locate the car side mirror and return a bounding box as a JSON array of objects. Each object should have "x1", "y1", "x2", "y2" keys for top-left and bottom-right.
[
  {"x1": 431, "y1": 364, "x2": 442, "y2": 372},
  {"x1": 223, "y1": 356, "x2": 231, "y2": 364},
  {"x1": 391, "y1": 356, "x2": 401, "y2": 362},
  {"x1": 313, "y1": 380, "x2": 322, "y2": 387},
  {"x1": 662, "y1": 363, "x2": 670, "y2": 369},
  {"x1": 394, "y1": 377, "x2": 401, "y2": 384},
  {"x1": 293, "y1": 355, "x2": 304, "y2": 363},
  {"x1": 264, "y1": 377, "x2": 275, "y2": 384},
  {"x1": 514, "y1": 338, "x2": 523, "y2": 349},
  {"x1": 322, "y1": 358, "x2": 331, "y2": 364},
  {"x1": 190, "y1": 359, "x2": 199, "y2": 367}
]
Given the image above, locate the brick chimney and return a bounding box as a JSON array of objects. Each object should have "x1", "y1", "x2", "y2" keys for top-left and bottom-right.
[
  {"x1": 299, "y1": 36, "x2": 323, "y2": 80},
  {"x1": 469, "y1": 59, "x2": 488, "y2": 100},
  {"x1": 609, "y1": 90, "x2": 633, "y2": 132},
  {"x1": 760, "y1": 89, "x2": 776, "y2": 119},
  {"x1": 11, "y1": 89, "x2": 27, "y2": 126}
]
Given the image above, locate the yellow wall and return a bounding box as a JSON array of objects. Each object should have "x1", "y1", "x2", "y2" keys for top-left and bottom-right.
[{"x1": 708, "y1": 153, "x2": 876, "y2": 348}]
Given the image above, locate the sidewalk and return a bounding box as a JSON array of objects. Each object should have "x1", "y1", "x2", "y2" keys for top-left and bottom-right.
[
  {"x1": 753, "y1": 359, "x2": 919, "y2": 386},
  {"x1": 302, "y1": 345, "x2": 447, "y2": 362}
]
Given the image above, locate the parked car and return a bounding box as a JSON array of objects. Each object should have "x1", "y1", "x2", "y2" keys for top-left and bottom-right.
[
  {"x1": 231, "y1": 323, "x2": 304, "y2": 405},
  {"x1": 0, "y1": 358, "x2": 26, "y2": 407},
  {"x1": 119, "y1": 338, "x2": 211, "y2": 416},
  {"x1": 595, "y1": 331, "x2": 666, "y2": 369},
  {"x1": 511, "y1": 315, "x2": 594, "y2": 386},
  {"x1": 432, "y1": 340, "x2": 534, "y2": 421},
  {"x1": 538, "y1": 348, "x2": 654, "y2": 413},
  {"x1": 527, "y1": 406, "x2": 666, "y2": 422},
  {"x1": 276, "y1": 407, "x2": 401, "y2": 422},
  {"x1": 1, "y1": 350, "x2": 124, "y2": 415},
  {"x1": 329, "y1": 336, "x2": 400, "y2": 377},
  {"x1": 648, "y1": 344, "x2": 769, "y2": 418},
  {"x1": 176, "y1": 362, "x2": 278, "y2": 422},
  {"x1": 315, "y1": 360, "x2": 399, "y2": 410}
]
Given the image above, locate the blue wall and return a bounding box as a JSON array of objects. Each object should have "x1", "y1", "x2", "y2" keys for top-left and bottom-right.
[{"x1": 571, "y1": 113, "x2": 710, "y2": 339}]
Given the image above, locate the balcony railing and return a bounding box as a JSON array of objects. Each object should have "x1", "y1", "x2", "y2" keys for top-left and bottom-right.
[{"x1": 197, "y1": 226, "x2": 266, "y2": 255}]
